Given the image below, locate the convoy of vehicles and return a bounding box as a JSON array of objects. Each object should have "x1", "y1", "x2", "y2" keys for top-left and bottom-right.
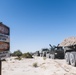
[{"x1": 34, "y1": 44, "x2": 76, "y2": 67}]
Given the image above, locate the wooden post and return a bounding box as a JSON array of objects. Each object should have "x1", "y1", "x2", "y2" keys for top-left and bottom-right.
[{"x1": 0, "y1": 60, "x2": 1, "y2": 75}]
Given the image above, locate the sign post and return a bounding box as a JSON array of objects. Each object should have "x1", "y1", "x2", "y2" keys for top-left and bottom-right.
[
  {"x1": 0, "y1": 22, "x2": 10, "y2": 75},
  {"x1": 0, "y1": 60, "x2": 1, "y2": 75}
]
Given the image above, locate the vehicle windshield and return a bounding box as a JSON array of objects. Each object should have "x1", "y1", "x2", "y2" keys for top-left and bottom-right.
[{"x1": 55, "y1": 47, "x2": 63, "y2": 50}]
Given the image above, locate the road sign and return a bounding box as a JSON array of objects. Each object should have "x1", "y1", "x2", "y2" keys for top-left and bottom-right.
[
  {"x1": 0, "y1": 23, "x2": 10, "y2": 35},
  {"x1": 0, "y1": 23, "x2": 10, "y2": 75},
  {"x1": 0, "y1": 35, "x2": 10, "y2": 42},
  {"x1": 0, "y1": 23, "x2": 10, "y2": 60}
]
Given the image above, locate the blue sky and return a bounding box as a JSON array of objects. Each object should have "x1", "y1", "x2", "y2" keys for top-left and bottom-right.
[{"x1": 0, "y1": 0, "x2": 76, "y2": 53}]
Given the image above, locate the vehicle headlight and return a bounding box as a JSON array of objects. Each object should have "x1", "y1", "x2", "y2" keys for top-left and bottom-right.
[{"x1": 55, "y1": 53, "x2": 57, "y2": 55}]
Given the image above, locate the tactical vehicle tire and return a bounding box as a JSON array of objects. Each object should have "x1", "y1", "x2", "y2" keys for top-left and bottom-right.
[
  {"x1": 65, "y1": 52, "x2": 70, "y2": 64},
  {"x1": 50, "y1": 54, "x2": 55, "y2": 59},
  {"x1": 70, "y1": 52, "x2": 76, "y2": 67},
  {"x1": 50, "y1": 54, "x2": 52, "y2": 59}
]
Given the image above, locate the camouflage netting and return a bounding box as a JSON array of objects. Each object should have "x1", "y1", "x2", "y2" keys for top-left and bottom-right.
[{"x1": 59, "y1": 37, "x2": 76, "y2": 46}]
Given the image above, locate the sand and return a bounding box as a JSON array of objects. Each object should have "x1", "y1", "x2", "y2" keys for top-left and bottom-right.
[
  {"x1": 2, "y1": 57, "x2": 76, "y2": 75},
  {"x1": 59, "y1": 36, "x2": 76, "y2": 46}
]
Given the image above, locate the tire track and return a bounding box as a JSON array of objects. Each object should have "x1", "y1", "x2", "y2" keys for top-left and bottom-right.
[{"x1": 54, "y1": 60, "x2": 76, "y2": 75}]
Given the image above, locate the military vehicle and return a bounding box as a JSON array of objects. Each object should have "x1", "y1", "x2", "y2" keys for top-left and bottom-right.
[
  {"x1": 40, "y1": 48, "x2": 49, "y2": 57},
  {"x1": 49, "y1": 44, "x2": 64, "y2": 59},
  {"x1": 64, "y1": 44, "x2": 76, "y2": 66},
  {"x1": 34, "y1": 51, "x2": 40, "y2": 56}
]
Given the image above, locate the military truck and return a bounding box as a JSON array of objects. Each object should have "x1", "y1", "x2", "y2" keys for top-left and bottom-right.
[
  {"x1": 64, "y1": 44, "x2": 76, "y2": 66},
  {"x1": 40, "y1": 48, "x2": 49, "y2": 57},
  {"x1": 34, "y1": 51, "x2": 40, "y2": 56},
  {"x1": 49, "y1": 44, "x2": 64, "y2": 59}
]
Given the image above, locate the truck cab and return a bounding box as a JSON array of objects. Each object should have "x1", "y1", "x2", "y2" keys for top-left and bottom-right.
[{"x1": 49, "y1": 44, "x2": 64, "y2": 59}]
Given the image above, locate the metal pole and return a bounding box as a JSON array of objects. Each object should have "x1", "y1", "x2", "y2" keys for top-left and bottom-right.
[{"x1": 0, "y1": 60, "x2": 1, "y2": 75}]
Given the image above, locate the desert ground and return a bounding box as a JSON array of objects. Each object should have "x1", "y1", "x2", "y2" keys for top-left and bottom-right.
[{"x1": 2, "y1": 57, "x2": 76, "y2": 75}]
